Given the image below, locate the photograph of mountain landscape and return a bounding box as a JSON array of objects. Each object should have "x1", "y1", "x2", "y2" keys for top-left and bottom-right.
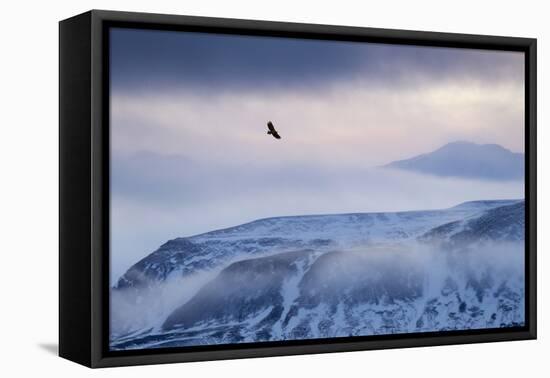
[{"x1": 109, "y1": 27, "x2": 525, "y2": 351}]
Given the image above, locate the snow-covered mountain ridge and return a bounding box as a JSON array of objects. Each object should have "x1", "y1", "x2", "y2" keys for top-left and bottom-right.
[
  {"x1": 115, "y1": 199, "x2": 520, "y2": 290},
  {"x1": 111, "y1": 199, "x2": 525, "y2": 350}
]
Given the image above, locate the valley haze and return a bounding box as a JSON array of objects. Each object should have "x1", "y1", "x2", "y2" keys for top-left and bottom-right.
[{"x1": 111, "y1": 141, "x2": 524, "y2": 282}]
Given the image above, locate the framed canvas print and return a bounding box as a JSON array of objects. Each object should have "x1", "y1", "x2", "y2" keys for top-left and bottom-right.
[{"x1": 59, "y1": 10, "x2": 537, "y2": 368}]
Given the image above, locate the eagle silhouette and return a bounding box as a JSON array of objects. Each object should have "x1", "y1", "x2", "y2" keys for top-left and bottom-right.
[{"x1": 267, "y1": 121, "x2": 281, "y2": 139}]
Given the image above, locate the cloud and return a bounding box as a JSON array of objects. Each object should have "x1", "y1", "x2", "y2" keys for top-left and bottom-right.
[
  {"x1": 111, "y1": 77, "x2": 524, "y2": 166},
  {"x1": 110, "y1": 27, "x2": 524, "y2": 93}
]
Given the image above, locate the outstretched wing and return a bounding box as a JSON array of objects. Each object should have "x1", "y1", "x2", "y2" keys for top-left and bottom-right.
[{"x1": 267, "y1": 121, "x2": 281, "y2": 139}]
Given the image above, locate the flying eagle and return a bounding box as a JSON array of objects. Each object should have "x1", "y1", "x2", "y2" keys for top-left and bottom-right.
[{"x1": 267, "y1": 121, "x2": 281, "y2": 139}]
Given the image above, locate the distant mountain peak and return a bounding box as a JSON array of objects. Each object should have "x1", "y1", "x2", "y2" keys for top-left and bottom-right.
[
  {"x1": 442, "y1": 140, "x2": 474, "y2": 146},
  {"x1": 439, "y1": 141, "x2": 511, "y2": 151},
  {"x1": 384, "y1": 141, "x2": 524, "y2": 180}
]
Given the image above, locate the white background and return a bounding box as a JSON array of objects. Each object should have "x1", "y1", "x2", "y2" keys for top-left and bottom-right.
[{"x1": 0, "y1": 0, "x2": 547, "y2": 376}]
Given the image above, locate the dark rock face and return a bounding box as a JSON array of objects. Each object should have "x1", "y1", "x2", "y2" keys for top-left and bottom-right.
[
  {"x1": 296, "y1": 250, "x2": 424, "y2": 308},
  {"x1": 450, "y1": 202, "x2": 525, "y2": 244},
  {"x1": 419, "y1": 201, "x2": 525, "y2": 248},
  {"x1": 163, "y1": 250, "x2": 313, "y2": 330},
  {"x1": 116, "y1": 239, "x2": 206, "y2": 289}
]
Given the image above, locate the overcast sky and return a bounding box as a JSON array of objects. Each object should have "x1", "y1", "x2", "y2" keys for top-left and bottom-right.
[{"x1": 109, "y1": 27, "x2": 525, "y2": 281}]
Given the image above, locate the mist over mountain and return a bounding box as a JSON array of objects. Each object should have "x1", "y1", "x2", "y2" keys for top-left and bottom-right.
[
  {"x1": 110, "y1": 200, "x2": 525, "y2": 350},
  {"x1": 384, "y1": 141, "x2": 524, "y2": 180}
]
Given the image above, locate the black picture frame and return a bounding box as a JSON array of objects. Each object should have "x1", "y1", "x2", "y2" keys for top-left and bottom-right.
[{"x1": 59, "y1": 9, "x2": 537, "y2": 368}]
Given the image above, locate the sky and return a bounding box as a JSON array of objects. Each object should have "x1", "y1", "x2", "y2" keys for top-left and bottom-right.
[{"x1": 109, "y1": 27, "x2": 525, "y2": 281}]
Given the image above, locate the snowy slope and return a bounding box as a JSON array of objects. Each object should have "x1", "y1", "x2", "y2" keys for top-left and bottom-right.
[
  {"x1": 115, "y1": 199, "x2": 520, "y2": 290},
  {"x1": 111, "y1": 200, "x2": 525, "y2": 350},
  {"x1": 419, "y1": 201, "x2": 525, "y2": 247}
]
